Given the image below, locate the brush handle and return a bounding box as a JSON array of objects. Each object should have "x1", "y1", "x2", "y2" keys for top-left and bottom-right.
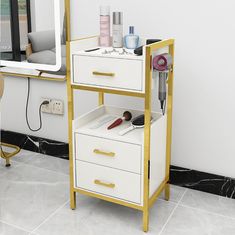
[
  {"x1": 90, "y1": 116, "x2": 114, "y2": 129},
  {"x1": 108, "y1": 118, "x2": 123, "y2": 130},
  {"x1": 118, "y1": 125, "x2": 135, "y2": 136}
]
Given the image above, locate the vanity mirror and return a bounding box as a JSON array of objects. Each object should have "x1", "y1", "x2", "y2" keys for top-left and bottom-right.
[{"x1": 0, "y1": 0, "x2": 65, "y2": 75}]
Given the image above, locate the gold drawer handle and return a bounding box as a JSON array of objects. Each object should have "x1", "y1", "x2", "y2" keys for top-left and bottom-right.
[
  {"x1": 94, "y1": 179, "x2": 115, "y2": 189},
  {"x1": 93, "y1": 149, "x2": 115, "y2": 157},
  {"x1": 92, "y1": 71, "x2": 115, "y2": 77}
]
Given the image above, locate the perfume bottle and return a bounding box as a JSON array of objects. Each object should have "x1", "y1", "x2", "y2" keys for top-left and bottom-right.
[
  {"x1": 99, "y1": 6, "x2": 110, "y2": 47},
  {"x1": 112, "y1": 12, "x2": 123, "y2": 48},
  {"x1": 124, "y1": 26, "x2": 139, "y2": 49}
]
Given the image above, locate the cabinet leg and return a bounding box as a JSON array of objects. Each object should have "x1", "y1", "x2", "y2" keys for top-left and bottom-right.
[
  {"x1": 70, "y1": 190, "x2": 76, "y2": 210},
  {"x1": 143, "y1": 209, "x2": 149, "y2": 232},
  {"x1": 5, "y1": 158, "x2": 11, "y2": 167},
  {"x1": 165, "y1": 183, "x2": 170, "y2": 201}
]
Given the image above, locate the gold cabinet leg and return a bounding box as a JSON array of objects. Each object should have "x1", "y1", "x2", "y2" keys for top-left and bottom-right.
[
  {"x1": 98, "y1": 92, "x2": 104, "y2": 106},
  {"x1": 142, "y1": 45, "x2": 151, "y2": 233},
  {"x1": 165, "y1": 183, "x2": 170, "y2": 201},
  {"x1": 70, "y1": 190, "x2": 76, "y2": 210},
  {"x1": 164, "y1": 42, "x2": 174, "y2": 203},
  {"x1": 5, "y1": 158, "x2": 10, "y2": 167},
  {"x1": 143, "y1": 208, "x2": 149, "y2": 232}
]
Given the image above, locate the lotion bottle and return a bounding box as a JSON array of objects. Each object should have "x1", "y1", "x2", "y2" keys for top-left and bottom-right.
[
  {"x1": 112, "y1": 12, "x2": 123, "y2": 48},
  {"x1": 99, "y1": 6, "x2": 110, "y2": 47}
]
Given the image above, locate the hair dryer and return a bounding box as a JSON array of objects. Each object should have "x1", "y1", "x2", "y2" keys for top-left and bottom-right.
[{"x1": 152, "y1": 53, "x2": 172, "y2": 115}]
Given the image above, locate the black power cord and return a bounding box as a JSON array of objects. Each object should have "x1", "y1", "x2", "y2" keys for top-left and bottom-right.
[{"x1": 26, "y1": 77, "x2": 49, "y2": 132}]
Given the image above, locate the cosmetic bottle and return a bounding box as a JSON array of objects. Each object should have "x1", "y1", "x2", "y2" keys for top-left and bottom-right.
[
  {"x1": 112, "y1": 12, "x2": 123, "y2": 48},
  {"x1": 99, "y1": 6, "x2": 110, "y2": 47},
  {"x1": 124, "y1": 26, "x2": 139, "y2": 49}
]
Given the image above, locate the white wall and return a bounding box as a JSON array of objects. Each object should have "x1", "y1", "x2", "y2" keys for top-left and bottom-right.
[
  {"x1": 1, "y1": 0, "x2": 235, "y2": 179},
  {"x1": 31, "y1": 0, "x2": 55, "y2": 31},
  {"x1": 0, "y1": 77, "x2": 68, "y2": 143},
  {"x1": 70, "y1": 0, "x2": 235, "y2": 178},
  {"x1": 30, "y1": 0, "x2": 64, "y2": 32}
]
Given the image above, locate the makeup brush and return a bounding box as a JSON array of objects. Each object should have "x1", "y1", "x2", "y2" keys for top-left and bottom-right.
[{"x1": 107, "y1": 111, "x2": 132, "y2": 130}]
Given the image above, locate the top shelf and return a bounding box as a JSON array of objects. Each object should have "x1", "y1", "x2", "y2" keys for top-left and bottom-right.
[
  {"x1": 70, "y1": 36, "x2": 146, "y2": 94},
  {"x1": 69, "y1": 36, "x2": 174, "y2": 96},
  {"x1": 75, "y1": 47, "x2": 144, "y2": 61}
]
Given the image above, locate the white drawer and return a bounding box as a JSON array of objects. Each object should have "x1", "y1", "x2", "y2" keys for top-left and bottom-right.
[
  {"x1": 75, "y1": 161, "x2": 141, "y2": 204},
  {"x1": 72, "y1": 55, "x2": 143, "y2": 91},
  {"x1": 75, "y1": 133, "x2": 142, "y2": 174}
]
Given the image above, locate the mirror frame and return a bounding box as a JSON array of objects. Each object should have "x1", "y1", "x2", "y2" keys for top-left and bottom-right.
[{"x1": 0, "y1": 0, "x2": 62, "y2": 72}]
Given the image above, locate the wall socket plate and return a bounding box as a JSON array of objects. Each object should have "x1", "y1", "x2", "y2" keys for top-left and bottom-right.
[
  {"x1": 41, "y1": 98, "x2": 64, "y2": 115},
  {"x1": 51, "y1": 99, "x2": 64, "y2": 115},
  {"x1": 41, "y1": 98, "x2": 52, "y2": 113}
]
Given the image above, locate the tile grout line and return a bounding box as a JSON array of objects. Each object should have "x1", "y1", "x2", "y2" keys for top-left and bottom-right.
[
  {"x1": 174, "y1": 188, "x2": 235, "y2": 221},
  {"x1": 1, "y1": 150, "x2": 69, "y2": 176},
  {"x1": 0, "y1": 159, "x2": 23, "y2": 177},
  {"x1": 158, "y1": 197, "x2": 182, "y2": 205},
  {"x1": 11, "y1": 159, "x2": 69, "y2": 177},
  {"x1": 30, "y1": 199, "x2": 70, "y2": 234},
  {"x1": 178, "y1": 203, "x2": 235, "y2": 222},
  {"x1": 0, "y1": 218, "x2": 31, "y2": 234},
  {"x1": 181, "y1": 186, "x2": 235, "y2": 201},
  {"x1": 158, "y1": 189, "x2": 188, "y2": 235}
]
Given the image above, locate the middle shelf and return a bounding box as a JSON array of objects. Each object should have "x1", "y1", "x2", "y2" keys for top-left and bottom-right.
[{"x1": 73, "y1": 105, "x2": 164, "y2": 145}]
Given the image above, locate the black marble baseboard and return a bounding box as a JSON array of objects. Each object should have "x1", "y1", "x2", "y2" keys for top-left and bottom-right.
[
  {"x1": 170, "y1": 166, "x2": 235, "y2": 199},
  {"x1": 1, "y1": 130, "x2": 234, "y2": 199},
  {"x1": 0, "y1": 130, "x2": 69, "y2": 159}
]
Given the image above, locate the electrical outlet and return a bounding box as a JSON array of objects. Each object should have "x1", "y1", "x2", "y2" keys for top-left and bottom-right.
[
  {"x1": 51, "y1": 99, "x2": 64, "y2": 115},
  {"x1": 41, "y1": 98, "x2": 52, "y2": 113}
]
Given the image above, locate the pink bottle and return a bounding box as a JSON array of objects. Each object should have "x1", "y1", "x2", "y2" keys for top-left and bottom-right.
[{"x1": 99, "y1": 6, "x2": 110, "y2": 47}]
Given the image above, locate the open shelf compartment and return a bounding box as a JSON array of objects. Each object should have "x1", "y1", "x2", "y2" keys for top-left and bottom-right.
[{"x1": 73, "y1": 105, "x2": 165, "y2": 145}]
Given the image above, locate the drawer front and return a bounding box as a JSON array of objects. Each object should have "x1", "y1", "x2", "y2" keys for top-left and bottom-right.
[
  {"x1": 75, "y1": 161, "x2": 141, "y2": 204},
  {"x1": 72, "y1": 55, "x2": 143, "y2": 91},
  {"x1": 75, "y1": 134, "x2": 142, "y2": 174}
]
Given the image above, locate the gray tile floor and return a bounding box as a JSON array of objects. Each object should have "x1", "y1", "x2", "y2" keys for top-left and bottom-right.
[{"x1": 0, "y1": 149, "x2": 235, "y2": 235}]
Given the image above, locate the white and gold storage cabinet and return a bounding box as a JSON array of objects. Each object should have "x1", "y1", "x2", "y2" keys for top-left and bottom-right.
[{"x1": 67, "y1": 36, "x2": 174, "y2": 232}]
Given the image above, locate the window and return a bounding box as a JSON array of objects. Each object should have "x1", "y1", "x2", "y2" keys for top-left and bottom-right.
[{"x1": 0, "y1": 0, "x2": 31, "y2": 61}]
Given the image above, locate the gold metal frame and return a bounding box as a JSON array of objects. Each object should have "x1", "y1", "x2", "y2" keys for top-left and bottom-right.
[
  {"x1": 0, "y1": 142, "x2": 21, "y2": 166},
  {"x1": 65, "y1": 0, "x2": 174, "y2": 232},
  {"x1": 0, "y1": 72, "x2": 66, "y2": 82},
  {"x1": 71, "y1": 84, "x2": 145, "y2": 98}
]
